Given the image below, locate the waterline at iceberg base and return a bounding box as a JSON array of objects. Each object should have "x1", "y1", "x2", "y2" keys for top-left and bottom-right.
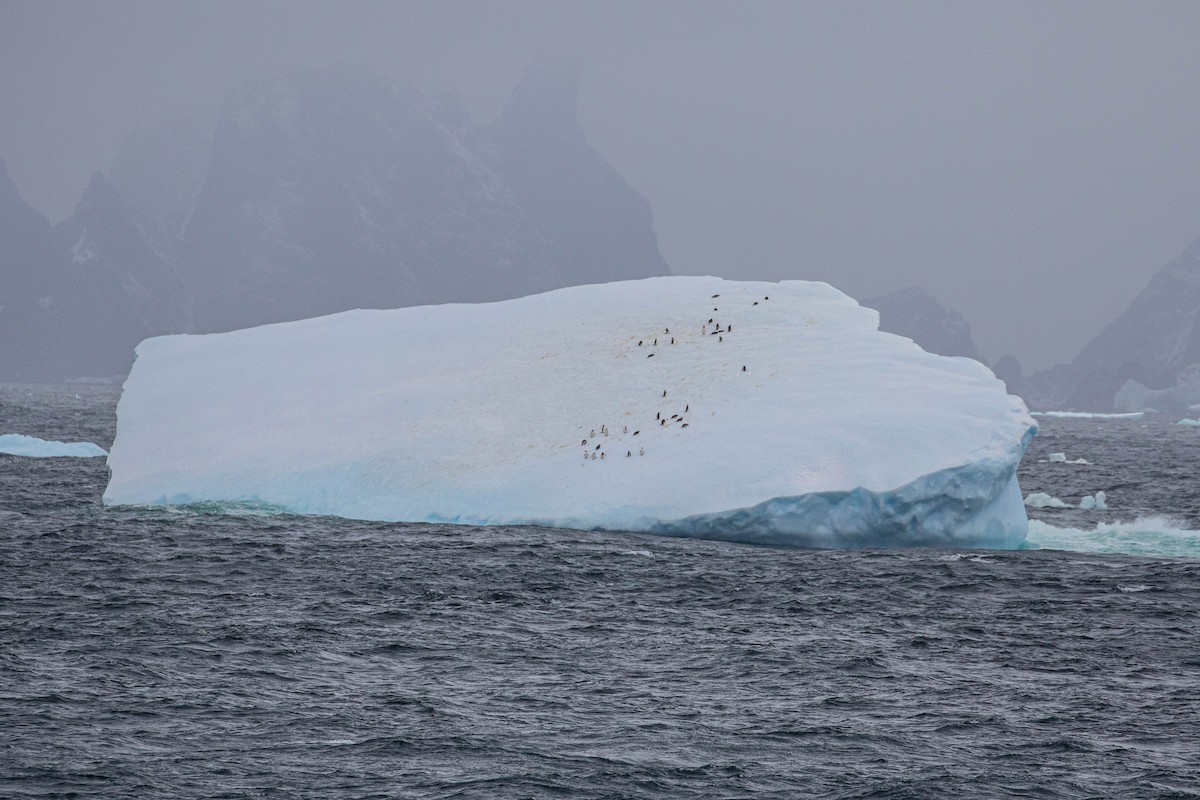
[{"x1": 103, "y1": 277, "x2": 1037, "y2": 548}]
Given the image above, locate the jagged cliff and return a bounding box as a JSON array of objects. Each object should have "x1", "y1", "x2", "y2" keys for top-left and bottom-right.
[{"x1": 0, "y1": 61, "x2": 670, "y2": 380}]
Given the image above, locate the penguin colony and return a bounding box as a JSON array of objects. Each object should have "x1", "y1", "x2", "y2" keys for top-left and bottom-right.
[{"x1": 580, "y1": 291, "x2": 768, "y2": 464}]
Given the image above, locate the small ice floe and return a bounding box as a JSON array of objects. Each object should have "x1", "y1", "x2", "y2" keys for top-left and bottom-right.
[
  {"x1": 1031, "y1": 411, "x2": 1144, "y2": 420},
  {"x1": 1024, "y1": 492, "x2": 1071, "y2": 509},
  {"x1": 0, "y1": 433, "x2": 107, "y2": 458},
  {"x1": 1118, "y1": 585, "x2": 1152, "y2": 593},
  {"x1": 1079, "y1": 491, "x2": 1108, "y2": 511},
  {"x1": 1177, "y1": 419, "x2": 1200, "y2": 427},
  {"x1": 1041, "y1": 452, "x2": 1089, "y2": 464},
  {"x1": 938, "y1": 553, "x2": 995, "y2": 563}
]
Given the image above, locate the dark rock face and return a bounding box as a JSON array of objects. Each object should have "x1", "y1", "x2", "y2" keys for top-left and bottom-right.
[
  {"x1": 864, "y1": 287, "x2": 980, "y2": 361},
  {"x1": 1, "y1": 166, "x2": 189, "y2": 381},
  {"x1": 0, "y1": 160, "x2": 61, "y2": 379},
  {"x1": 991, "y1": 354, "x2": 1024, "y2": 397},
  {"x1": 176, "y1": 61, "x2": 669, "y2": 334},
  {"x1": 1024, "y1": 238, "x2": 1200, "y2": 411},
  {"x1": 0, "y1": 62, "x2": 670, "y2": 380}
]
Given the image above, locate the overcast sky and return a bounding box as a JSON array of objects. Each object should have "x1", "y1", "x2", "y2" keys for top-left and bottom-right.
[{"x1": 3, "y1": 0, "x2": 1199, "y2": 371}]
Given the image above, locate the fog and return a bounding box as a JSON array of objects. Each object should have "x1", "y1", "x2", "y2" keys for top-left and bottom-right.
[{"x1": 4, "y1": 0, "x2": 1200, "y2": 371}]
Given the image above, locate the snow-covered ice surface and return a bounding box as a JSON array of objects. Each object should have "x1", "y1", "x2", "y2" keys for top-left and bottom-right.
[
  {"x1": 104, "y1": 277, "x2": 1036, "y2": 548},
  {"x1": 0, "y1": 434, "x2": 107, "y2": 458}
]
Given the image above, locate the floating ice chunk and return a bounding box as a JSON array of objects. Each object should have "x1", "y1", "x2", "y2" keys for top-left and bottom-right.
[
  {"x1": 104, "y1": 277, "x2": 1037, "y2": 549},
  {"x1": 1024, "y1": 492, "x2": 1070, "y2": 509},
  {"x1": 1032, "y1": 411, "x2": 1144, "y2": 420},
  {"x1": 1041, "y1": 452, "x2": 1089, "y2": 464},
  {"x1": 1177, "y1": 419, "x2": 1200, "y2": 427},
  {"x1": 0, "y1": 433, "x2": 107, "y2": 458},
  {"x1": 1079, "y1": 491, "x2": 1108, "y2": 511}
]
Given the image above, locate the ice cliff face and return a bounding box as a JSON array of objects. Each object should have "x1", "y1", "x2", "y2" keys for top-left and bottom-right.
[
  {"x1": 105, "y1": 277, "x2": 1037, "y2": 549},
  {"x1": 0, "y1": 62, "x2": 670, "y2": 379}
]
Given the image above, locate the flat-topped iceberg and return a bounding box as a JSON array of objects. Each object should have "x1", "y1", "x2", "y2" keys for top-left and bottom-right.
[{"x1": 104, "y1": 277, "x2": 1036, "y2": 548}]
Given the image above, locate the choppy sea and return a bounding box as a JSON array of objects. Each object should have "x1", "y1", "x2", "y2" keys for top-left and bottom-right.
[{"x1": 2, "y1": 383, "x2": 1199, "y2": 799}]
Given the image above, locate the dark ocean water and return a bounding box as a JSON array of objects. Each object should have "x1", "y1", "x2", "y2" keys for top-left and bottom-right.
[{"x1": 2, "y1": 384, "x2": 1199, "y2": 798}]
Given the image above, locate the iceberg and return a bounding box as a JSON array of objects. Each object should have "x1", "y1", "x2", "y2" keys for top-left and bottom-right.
[
  {"x1": 0, "y1": 434, "x2": 107, "y2": 458},
  {"x1": 104, "y1": 277, "x2": 1037, "y2": 548}
]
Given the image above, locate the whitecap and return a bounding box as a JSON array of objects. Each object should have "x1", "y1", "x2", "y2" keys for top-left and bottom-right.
[{"x1": 1025, "y1": 516, "x2": 1200, "y2": 558}]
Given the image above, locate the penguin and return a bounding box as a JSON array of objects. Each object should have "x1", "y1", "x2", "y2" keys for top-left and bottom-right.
[
  {"x1": 647, "y1": 353, "x2": 655, "y2": 358},
  {"x1": 590, "y1": 430, "x2": 595, "y2": 437},
  {"x1": 719, "y1": 336, "x2": 723, "y2": 342},
  {"x1": 671, "y1": 337, "x2": 675, "y2": 344},
  {"x1": 712, "y1": 294, "x2": 719, "y2": 298},
  {"x1": 661, "y1": 419, "x2": 666, "y2": 426},
  {"x1": 591, "y1": 452, "x2": 596, "y2": 460},
  {"x1": 765, "y1": 296, "x2": 769, "y2": 300},
  {"x1": 601, "y1": 452, "x2": 605, "y2": 459},
  {"x1": 681, "y1": 423, "x2": 689, "y2": 428},
  {"x1": 623, "y1": 426, "x2": 628, "y2": 434},
  {"x1": 638, "y1": 340, "x2": 643, "y2": 346},
  {"x1": 581, "y1": 439, "x2": 587, "y2": 446},
  {"x1": 633, "y1": 430, "x2": 640, "y2": 435},
  {"x1": 639, "y1": 447, "x2": 645, "y2": 455},
  {"x1": 685, "y1": 404, "x2": 688, "y2": 412},
  {"x1": 728, "y1": 325, "x2": 732, "y2": 332},
  {"x1": 596, "y1": 444, "x2": 601, "y2": 451},
  {"x1": 662, "y1": 390, "x2": 667, "y2": 397},
  {"x1": 656, "y1": 412, "x2": 660, "y2": 420},
  {"x1": 654, "y1": 338, "x2": 657, "y2": 346},
  {"x1": 742, "y1": 365, "x2": 746, "y2": 371},
  {"x1": 671, "y1": 414, "x2": 678, "y2": 420},
  {"x1": 753, "y1": 301, "x2": 758, "y2": 306},
  {"x1": 708, "y1": 318, "x2": 713, "y2": 324},
  {"x1": 626, "y1": 450, "x2": 631, "y2": 457},
  {"x1": 665, "y1": 327, "x2": 670, "y2": 333}
]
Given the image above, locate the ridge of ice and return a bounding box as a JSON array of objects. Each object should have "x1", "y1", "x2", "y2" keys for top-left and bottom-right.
[
  {"x1": 0, "y1": 434, "x2": 108, "y2": 458},
  {"x1": 103, "y1": 277, "x2": 1037, "y2": 548},
  {"x1": 1032, "y1": 411, "x2": 1144, "y2": 420}
]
